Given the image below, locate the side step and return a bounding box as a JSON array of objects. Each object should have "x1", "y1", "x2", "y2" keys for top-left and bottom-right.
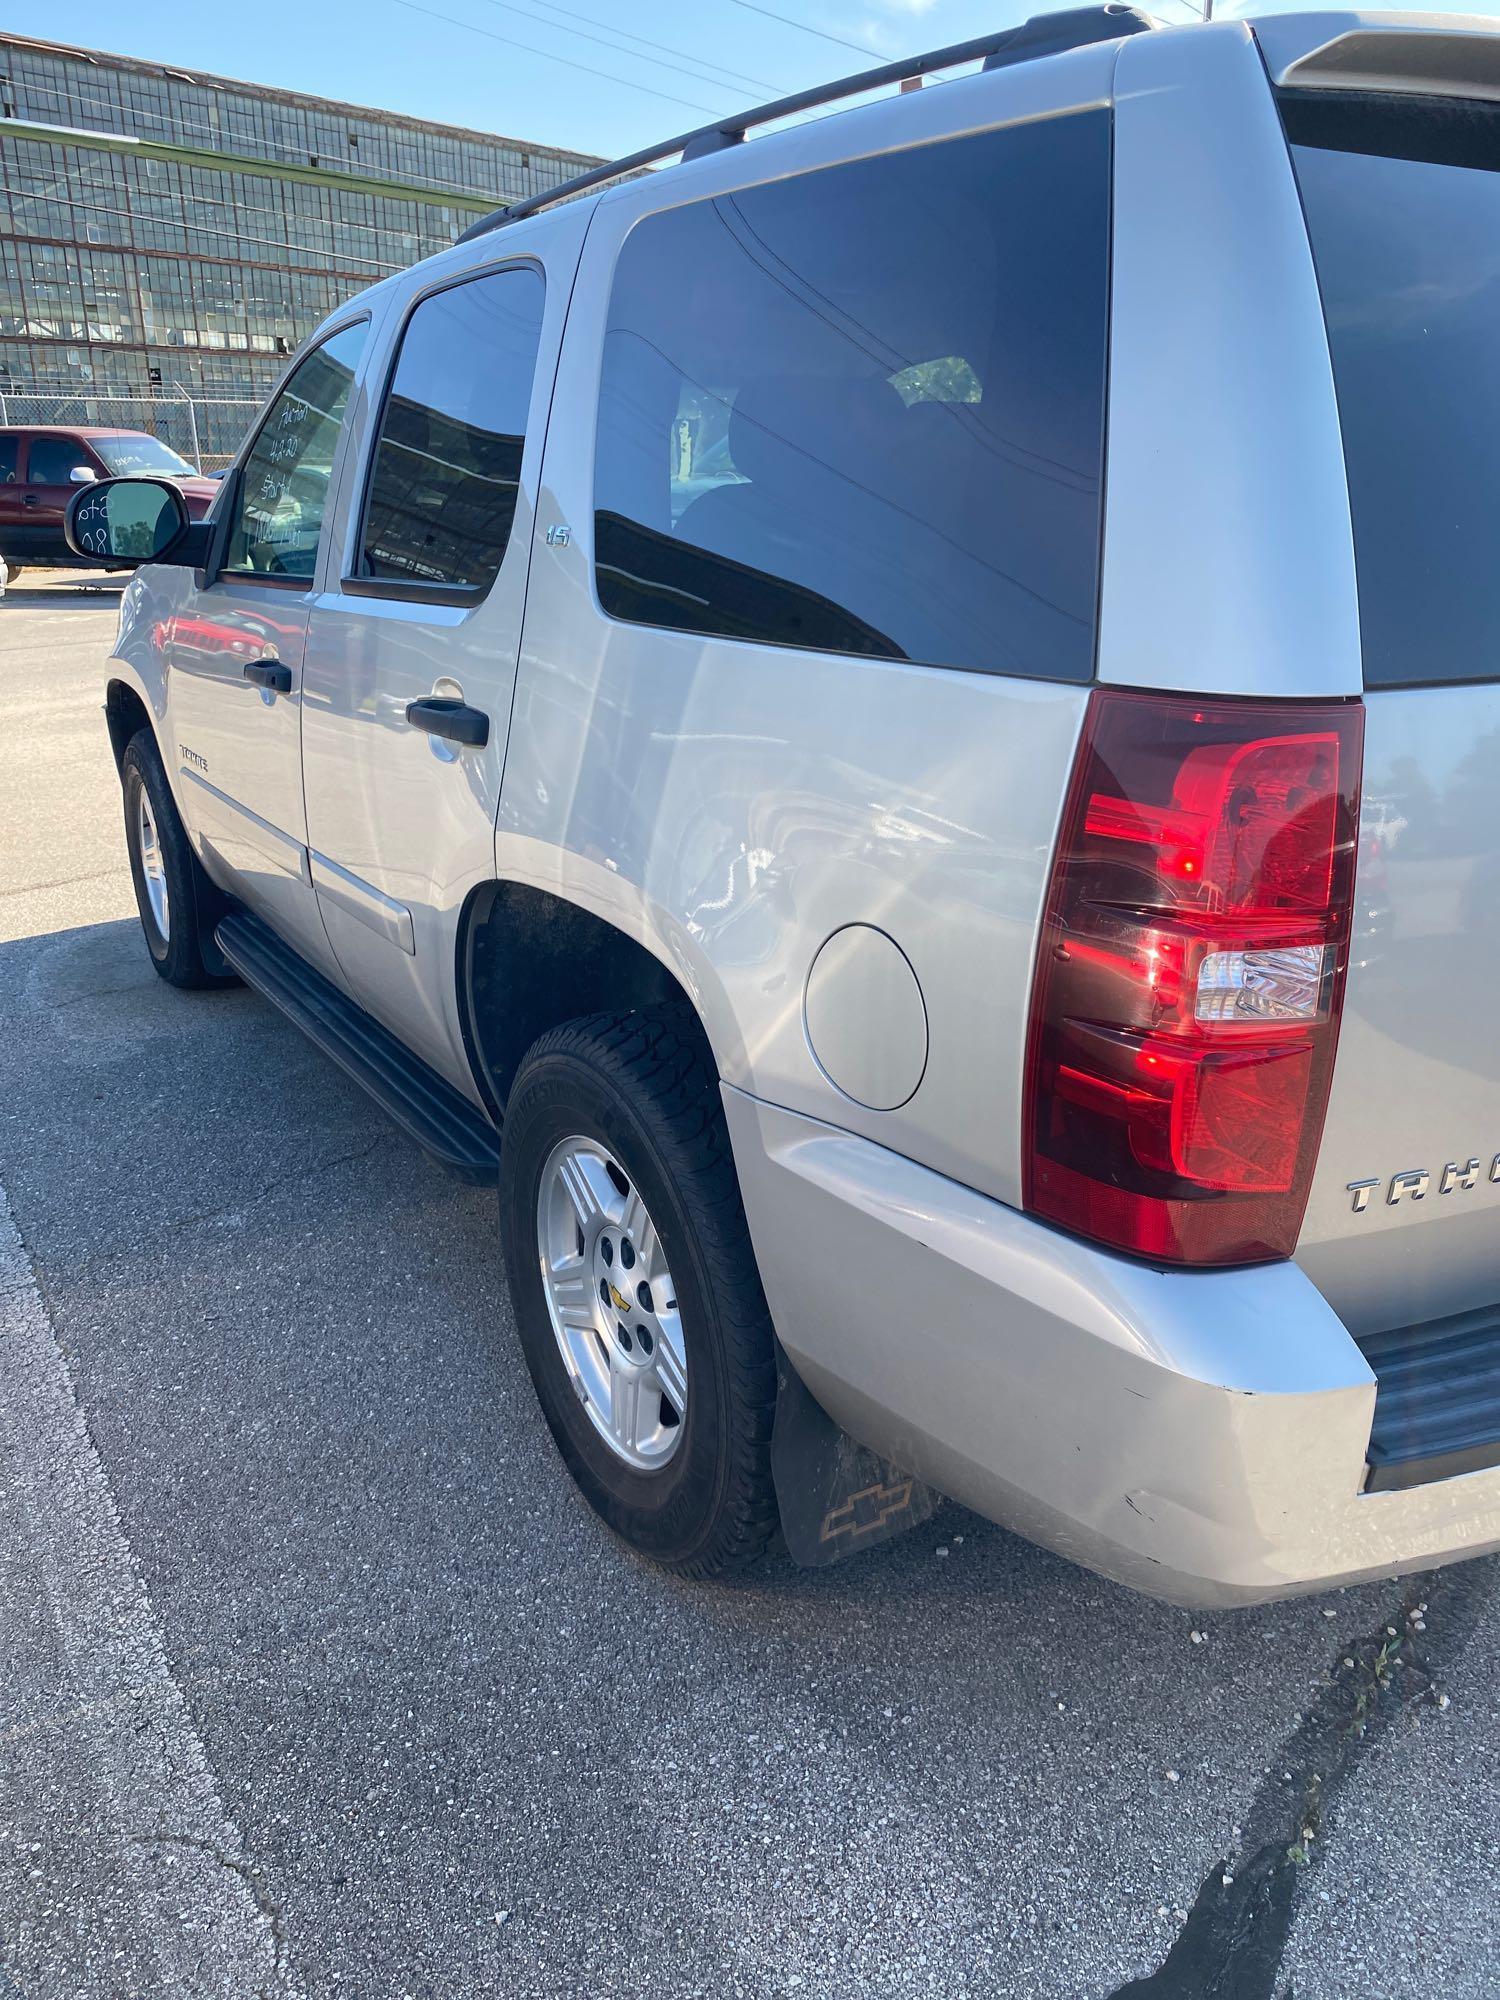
[{"x1": 216, "y1": 908, "x2": 500, "y2": 1184}]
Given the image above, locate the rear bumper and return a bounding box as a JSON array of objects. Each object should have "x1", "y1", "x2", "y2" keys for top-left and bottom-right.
[{"x1": 725, "y1": 1088, "x2": 1500, "y2": 1606}]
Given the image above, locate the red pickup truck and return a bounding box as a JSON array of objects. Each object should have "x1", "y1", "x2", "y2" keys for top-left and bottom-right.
[{"x1": 0, "y1": 427, "x2": 219, "y2": 576}]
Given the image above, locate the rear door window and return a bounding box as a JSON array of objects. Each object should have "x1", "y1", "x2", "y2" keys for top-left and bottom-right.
[
  {"x1": 593, "y1": 111, "x2": 1111, "y2": 682},
  {"x1": 356, "y1": 265, "x2": 545, "y2": 596},
  {"x1": 1286, "y1": 96, "x2": 1500, "y2": 688}
]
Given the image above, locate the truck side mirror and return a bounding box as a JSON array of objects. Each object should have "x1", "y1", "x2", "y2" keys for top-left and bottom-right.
[
  {"x1": 65, "y1": 476, "x2": 200, "y2": 569},
  {"x1": 68, "y1": 465, "x2": 98, "y2": 485}
]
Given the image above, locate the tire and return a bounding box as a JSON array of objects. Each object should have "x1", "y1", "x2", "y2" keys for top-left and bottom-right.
[
  {"x1": 3, "y1": 563, "x2": 22, "y2": 583},
  {"x1": 121, "y1": 727, "x2": 235, "y2": 989},
  {"x1": 499, "y1": 1008, "x2": 779, "y2": 1577}
]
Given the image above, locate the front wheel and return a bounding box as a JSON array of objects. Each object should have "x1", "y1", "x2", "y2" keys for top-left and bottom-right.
[
  {"x1": 499, "y1": 1009, "x2": 779, "y2": 1577},
  {"x1": 121, "y1": 728, "x2": 235, "y2": 989}
]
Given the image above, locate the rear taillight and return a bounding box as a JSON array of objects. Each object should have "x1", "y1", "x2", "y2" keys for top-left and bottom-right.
[{"x1": 1023, "y1": 689, "x2": 1364, "y2": 1267}]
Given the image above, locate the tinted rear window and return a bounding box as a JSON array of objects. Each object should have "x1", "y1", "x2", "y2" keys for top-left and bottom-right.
[
  {"x1": 593, "y1": 111, "x2": 1111, "y2": 681},
  {"x1": 1287, "y1": 97, "x2": 1500, "y2": 688},
  {"x1": 359, "y1": 266, "x2": 544, "y2": 594}
]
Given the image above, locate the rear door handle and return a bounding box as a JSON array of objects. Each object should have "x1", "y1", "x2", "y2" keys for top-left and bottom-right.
[
  {"x1": 21, "y1": 494, "x2": 38, "y2": 507},
  {"x1": 406, "y1": 697, "x2": 489, "y2": 748},
  {"x1": 243, "y1": 659, "x2": 292, "y2": 695}
]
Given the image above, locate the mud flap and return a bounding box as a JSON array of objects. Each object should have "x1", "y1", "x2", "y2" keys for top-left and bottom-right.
[{"x1": 771, "y1": 1350, "x2": 941, "y2": 1567}]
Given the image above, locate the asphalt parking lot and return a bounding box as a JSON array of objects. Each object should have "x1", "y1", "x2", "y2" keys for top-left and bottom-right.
[{"x1": 2, "y1": 571, "x2": 1498, "y2": 2000}]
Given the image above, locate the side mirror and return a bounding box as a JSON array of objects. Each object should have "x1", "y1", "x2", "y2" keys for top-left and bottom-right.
[
  {"x1": 68, "y1": 465, "x2": 98, "y2": 485},
  {"x1": 65, "y1": 476, "x2": 196, "y2": 569}
]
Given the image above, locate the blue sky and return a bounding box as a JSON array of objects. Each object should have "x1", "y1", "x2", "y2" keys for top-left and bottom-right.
[{"x1": 4, "y1": 0, "x2": 1456, "y2": 161}]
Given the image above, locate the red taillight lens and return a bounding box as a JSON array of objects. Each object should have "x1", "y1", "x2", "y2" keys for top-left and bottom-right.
[{"x1": 1024, "y1": 689, "x2": 1364, "y2": 1266}]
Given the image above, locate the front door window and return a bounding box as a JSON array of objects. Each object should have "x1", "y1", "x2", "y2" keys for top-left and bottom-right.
[{"x1": 223, "y1": 320, "x2": 368, "y2": 580}]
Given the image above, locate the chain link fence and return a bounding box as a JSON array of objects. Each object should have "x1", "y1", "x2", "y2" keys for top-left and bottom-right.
[{"x1": 0, "y1": 386, "x2": 262, "y2": 473}]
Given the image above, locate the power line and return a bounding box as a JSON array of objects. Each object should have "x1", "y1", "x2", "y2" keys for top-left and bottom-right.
[
  {"x1": 518, "y1": 0, "x2": 790, "y2": 95},
  {"x1": 473, "y1": 0, "x2": 782, "y2": 98},
  {"x1": 721, "y1": 1, "x2": 884, "y2": 60},
  {"x1": 389, "y1": 0, "x2": 724, "y2": 115}
]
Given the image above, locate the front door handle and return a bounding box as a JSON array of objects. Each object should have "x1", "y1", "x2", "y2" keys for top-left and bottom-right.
[
  {"x1": 406, "y1": 696, "x2": 489, "y2": 748},
  {"x1": 22, "y1": 493, "x2": 38, "y2": 507},
  {"x1": 243, "y1": 659, "x2": 292, "y2": 695}
]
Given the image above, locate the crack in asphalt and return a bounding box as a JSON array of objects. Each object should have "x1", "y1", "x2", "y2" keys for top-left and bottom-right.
[
  {"x1": 129, "y1": 1830, "x2": 292, "y2": 1999},
  {"x1": 1108, "y1": 1570, "x2": 1489, "y2": 2000},
  {"x1": 0, "y1": 869, "x2": 126, "y2": 904},
  {"x1": 58, "y1": 1132, "x2": 393, "y2": 1277},
  {"x1": 151, "y1": 1132, "x2": 393, "y2": 1241}
]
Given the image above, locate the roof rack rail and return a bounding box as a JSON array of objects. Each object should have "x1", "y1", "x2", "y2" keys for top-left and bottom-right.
[{"x1": 456, "y1": 4, "x2": 1156, "y2": 244}]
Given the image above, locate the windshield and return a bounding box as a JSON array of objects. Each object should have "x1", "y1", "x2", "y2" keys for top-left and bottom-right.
[{"x1": 93, "y1": 434, "x2": 197, "y2": 478}]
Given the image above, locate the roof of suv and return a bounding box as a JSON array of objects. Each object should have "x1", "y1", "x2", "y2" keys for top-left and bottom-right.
[
  {"x1": 327, "y1": 5, "x2": 1500, "y2": 348},
  {"x1": 452, "y1": 6, "x2": 1500, "y2": 249},
  {"x1": 456, "y1": 3, "x2": 1159, "y2": 246}
]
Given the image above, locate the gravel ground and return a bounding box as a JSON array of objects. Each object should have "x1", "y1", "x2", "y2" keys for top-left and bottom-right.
[{"x1": 1, "y1": 576, "x2": 1497, "y2": 1998}]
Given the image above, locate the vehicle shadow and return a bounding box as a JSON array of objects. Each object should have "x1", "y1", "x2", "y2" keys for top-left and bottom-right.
[
  {"x1": 2, "y1": 913, "x2": 1493, "y2": 2000},
  {"x1": 2, "y1": 582, "x2": 125, "y2": 608}
]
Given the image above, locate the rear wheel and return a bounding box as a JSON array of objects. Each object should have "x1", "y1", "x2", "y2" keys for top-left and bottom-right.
[
  {"x1": 499, "y1": 1009, "x2": 779, "y2": 1576},
  {"x1": 122, "y1": 728, "x2": 235, "y2": 989}
]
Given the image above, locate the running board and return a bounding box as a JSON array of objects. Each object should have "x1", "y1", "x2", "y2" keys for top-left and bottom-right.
[{"x1": 215, "y1": 909, "x2": 500, "y2": 1183}]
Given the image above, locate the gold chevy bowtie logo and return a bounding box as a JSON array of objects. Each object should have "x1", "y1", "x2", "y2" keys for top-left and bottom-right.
[
  {"x1": 819, "y1": 1478, "x2": 915, "y2": 1542},
  {"x1": 608, "y1": 1283, "x2": 632, "y2": 1316}
]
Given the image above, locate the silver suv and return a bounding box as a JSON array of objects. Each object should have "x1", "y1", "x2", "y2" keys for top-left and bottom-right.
[{"x1": 71, "y1": 8, "x2": 1500, "y2": 1604}]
